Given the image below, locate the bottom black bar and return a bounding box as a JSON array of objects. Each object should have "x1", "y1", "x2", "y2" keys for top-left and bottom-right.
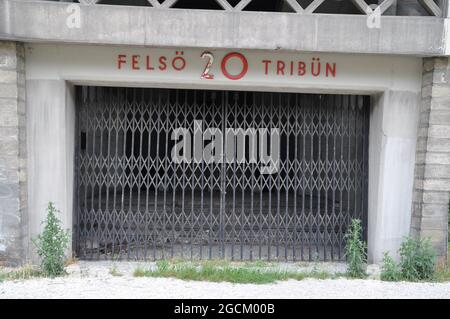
[{"x1": 0, "y1": 299, "x2": 446, "y2": 318}]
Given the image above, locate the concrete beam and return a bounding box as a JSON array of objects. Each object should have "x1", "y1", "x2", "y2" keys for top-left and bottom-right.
[{"x1": 0, "y1": 0, "x2": 447, "y2": 56}]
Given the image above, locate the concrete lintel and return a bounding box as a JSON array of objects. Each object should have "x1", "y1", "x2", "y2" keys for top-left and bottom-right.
[{"x1": 0, "y1": 0, "x2": 447, "y2": 56}]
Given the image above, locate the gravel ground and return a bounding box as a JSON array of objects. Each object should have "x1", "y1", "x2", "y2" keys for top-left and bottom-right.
[{"x1": 0, "y1": 261, "x2": 449, "y2": 299}]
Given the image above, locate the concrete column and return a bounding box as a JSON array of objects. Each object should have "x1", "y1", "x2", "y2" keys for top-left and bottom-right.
[
  {"x1": 0, "y1": 41, "x2": 27, "y2": 267},
  {"x1": 412, "y1": 58, "x2": 450, "y2": 265},
  {"x1": 26, "y1": 80, "x2": 75, "y2": 261},
  {"x1": 368, "y1": 90, "x2": 421, "y2": 263}
]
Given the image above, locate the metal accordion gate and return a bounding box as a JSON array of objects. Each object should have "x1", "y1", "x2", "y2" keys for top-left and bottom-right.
[{"x1": 75, "y1": 86, "x2": 369, "y2": 261}]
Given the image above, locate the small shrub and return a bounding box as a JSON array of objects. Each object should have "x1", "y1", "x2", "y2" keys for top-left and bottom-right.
[
  {"x1": 399, "y1": 236, "x2": 436, "y2": 281},
  {"x1": 380, "y1": 252, "x2": 401, "y2": 282},
  {"x1": 33, "y1": 202, "x2": 70, "y2": 278},
  {"x1": 344, "y1": 219, "x2": 367, "y2": 278},
  {"x1": 380, "y1": 237, "x2": 437, "y2": 282}
]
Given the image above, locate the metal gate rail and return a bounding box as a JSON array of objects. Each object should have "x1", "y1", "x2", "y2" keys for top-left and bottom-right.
[{"x1": 75, "y1": 87, "x2": 369, "y2": 261}]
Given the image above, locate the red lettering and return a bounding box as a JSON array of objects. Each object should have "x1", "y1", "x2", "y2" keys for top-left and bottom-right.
[
  {"x1": 118, "y1": 54, "x2": 127, "y2": 69},
  {"x1": 262, "y1": 60, "x2": 272, "y2": 75},
  {"x1": 172, "y1": 52, "x2": 186, "y2": 71},
  {"x1": 159, "y1": 56, "x2": 167, "y2": 71},
  {"x1": 221, "y1": 52, "x2": 248, "y2": 81},
  {"x1": 146, "y1": 56, "x2": 155, "y2": 70},
  {"x1": 326, "y1": 63, "x2": 336, "y2": 77},
  {"x1": 277, "y1": 61, "x2": 285, "y2": 75},
  {"x1": 298, "y1": 62, "x2": 306, "y2": 76},
  {"x1": 290, "y1": 61, "x2": 294, "y2": 76},
  {"x1": 311, "y1": 58, "x2": 321, "y2": 77},
  {"x1": 132, "y1": 55, "x2": 140, "y2": 70}
]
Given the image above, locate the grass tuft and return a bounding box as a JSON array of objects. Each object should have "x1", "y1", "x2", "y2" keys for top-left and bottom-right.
[
  {"x1": 109, "y1": 265, "x2": 123, "y2": 277},
  {"x1": 133, "y1": 261, "x2": 335, "y2": 284},
  {"x1": 0, "y1": 264, "x2": 43, "y2": 282}
]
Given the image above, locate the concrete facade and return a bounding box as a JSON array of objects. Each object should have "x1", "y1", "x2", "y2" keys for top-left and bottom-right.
[
  {"x1": 412, "y1": 57, "x2": 450, "y2": 264},
  {"x1": 0, "y1": 1, "x2": 448, "y2": 265},
  {"x1": 23, "y1": 43, "x2": 424, "y2": 263},
  {"x1": 0, "y1": 41, "x2": 27, "y2": 266}
]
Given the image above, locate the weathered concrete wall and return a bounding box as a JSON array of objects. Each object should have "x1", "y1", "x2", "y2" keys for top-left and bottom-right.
[
  {"x1": 368, "y1": 90, "x2": 421, "y2": 263},
  {"x1": 26, "y1": 80, "x2": 75, "y2": 262},
  {"x1": 0, "y1": 41, "x2": 27, "y2": 266},
  {"x1": 412, "y1": 57, "x2": 450, "y2": 264}
]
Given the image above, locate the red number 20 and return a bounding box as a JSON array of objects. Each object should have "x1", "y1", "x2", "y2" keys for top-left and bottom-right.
[{"x1": 200, "y1": 51, "x2": 248, "y2": 81}]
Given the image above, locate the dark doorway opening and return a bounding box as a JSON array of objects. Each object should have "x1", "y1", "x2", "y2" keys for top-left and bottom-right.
[{"x1": 74, "y1": 86, "x2": 369, "y2": 261}]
